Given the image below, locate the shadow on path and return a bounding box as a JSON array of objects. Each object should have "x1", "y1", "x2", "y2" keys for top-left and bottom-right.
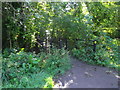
[{"x1": 54, "y1": 57, "x2": 119, "y2": 88}]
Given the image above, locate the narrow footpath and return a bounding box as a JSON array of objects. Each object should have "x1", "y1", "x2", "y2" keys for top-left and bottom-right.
[{"x1": 54, "y1": 57, "x2": 119, "y2": 88}]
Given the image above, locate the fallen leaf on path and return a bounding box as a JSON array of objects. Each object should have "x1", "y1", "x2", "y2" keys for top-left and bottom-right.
[
  {"x1": 84, "y1": 72, "x2": 93, "y2": 77},
  {"x1": 106, "y1": 71, "x2": 112, "y2": 74}
]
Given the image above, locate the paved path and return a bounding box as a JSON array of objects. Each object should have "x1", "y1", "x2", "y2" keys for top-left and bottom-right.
[{"x1": 54, "y1": 57, "x2": 119, "y2": 88}]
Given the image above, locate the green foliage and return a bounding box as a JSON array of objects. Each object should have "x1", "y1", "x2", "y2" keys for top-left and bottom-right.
[
  {"x1": 2, "y1": 51, "x2": 41, "y2": 82},
  {"x1": 94, "y1": 36, "x2": 119, "y2": 68},
  {"x1": 2, "y1": 48, "x2": 71, "y2": 88},
  {"x1": 86, "y1": 2, "x2": 118, "y2": 27},
  {"x1": 71, "y1": 2, "x2": 119, "y2": 68},
  {"x1": 2, "y1": 2, "x2": 119, "y2": 88},
  {"x1": 72, "y1": 33, "x2": 119, "y2": 68},
  {"x1": 86, "y1": 2, "x2": 119, "y2": 38},
  {"x1": 43, "y1": 48, "x2": 71, "y2": 75},
  {"x1": 72, "y1": 46, "x2": 95, "y2": 64},
  {"x1": 2, "y1": 2, "x2": 89, "y2": 50},
  {"x1": 3, "y1": 72, "x2": 54, "y2": 88}
]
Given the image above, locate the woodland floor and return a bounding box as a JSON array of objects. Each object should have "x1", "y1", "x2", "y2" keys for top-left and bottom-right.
[{"x1": 54, "y1": 57, "x2": 119, "y2": 88}]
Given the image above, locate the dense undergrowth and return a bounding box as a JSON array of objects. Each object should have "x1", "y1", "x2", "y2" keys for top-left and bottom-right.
[
  {"x1": 72, "y1": 34, "x2": 119, "y2": 69},
  {"x1": 2, "y1": 48, "x2": 71, "y2": 88}
]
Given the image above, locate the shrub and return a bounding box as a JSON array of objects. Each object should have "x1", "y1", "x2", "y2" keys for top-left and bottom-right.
[
  {"x1": 3, "y1": 72, "x2": 54, "y2": 88},
  {"x1": 2, "y1": 48, "x2": 71, "y2": 88},
  {"x1": 2, "y1": 51, "x2": 41, "y2": 82},
  {"x1": 72, "y1": 36, "x2": 119, "y2": 68},
  {"x1": 43, "y1": 48, "x2": 71, "y2": 75}
]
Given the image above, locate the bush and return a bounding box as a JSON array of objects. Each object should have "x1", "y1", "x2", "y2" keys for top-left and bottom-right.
[
  {"x1": 3, "y1": 72, "x2": 54, "y2": 88},
  {"x1": 43, "y1": 48, "x2": 71, "y2": 75},
  {"x1": 2, "y1": 51, "x2": 41, "y2": 82},
  {"x1": 72, "y1": 35, "x2": 119, "y2": 68},
  {"x1": 72, "y1": 47, "x2": 95, "y2": 64},
  {"x1": 2, "y1": 48, "x2": 71, "y2": 88}
]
